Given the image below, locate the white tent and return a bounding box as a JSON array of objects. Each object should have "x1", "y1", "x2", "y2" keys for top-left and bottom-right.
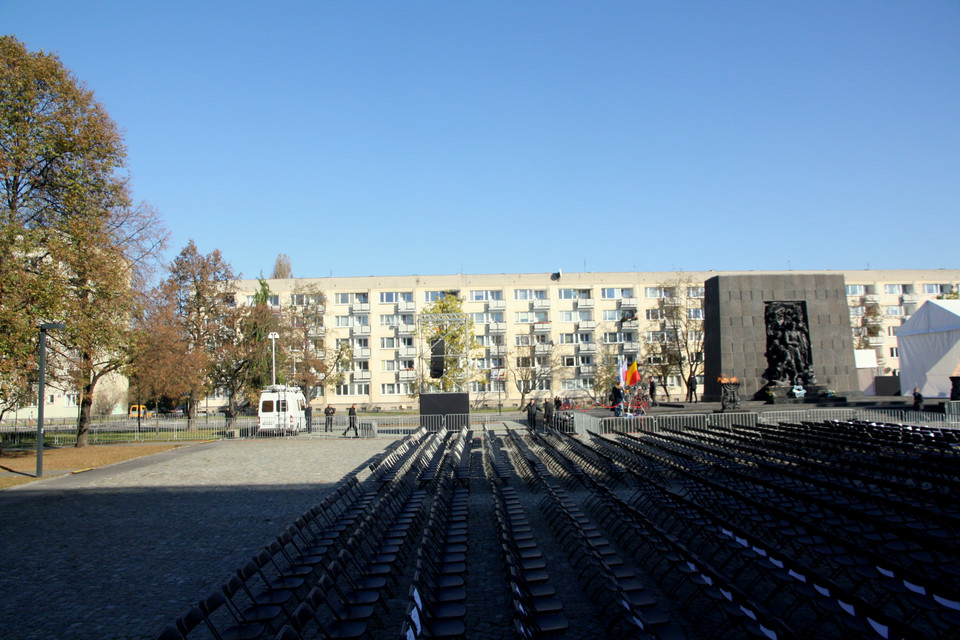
[{"x1": 897, "y1": 300, "x2": 960, "y2": 398}]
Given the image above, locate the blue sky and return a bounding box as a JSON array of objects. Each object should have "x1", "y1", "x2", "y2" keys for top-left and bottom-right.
[{"x1": 3, "y1": 1, "x2": 958, "y2": 279}]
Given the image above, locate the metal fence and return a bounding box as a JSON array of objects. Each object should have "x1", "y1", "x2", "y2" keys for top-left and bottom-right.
[
  {"x1": 758, "y1": 407, "x2": 960, "y2": 430},
  {"x1": 0, "y1": 415, "x2": 234, "y2": 447}
]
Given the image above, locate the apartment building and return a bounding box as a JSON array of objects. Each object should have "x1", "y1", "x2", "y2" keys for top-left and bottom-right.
[{"x1": 232, "y1": 269, "x2": 960, "y2": 410}]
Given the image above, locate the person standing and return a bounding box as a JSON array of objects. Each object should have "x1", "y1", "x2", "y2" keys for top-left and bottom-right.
[
  {"x1": 543, "y1": 398, "x2": 554, "y2": 430},
  {"x1": 648, "y1": 378, "x2": 657, "y2": 407},
  {"x1": 611, "y1": 381, "x2": 625, "y2": 417},
  {"x1": 525, "y1": 399, "x2": 539, "y2": 431},
  {"x1": 913, "y1": 387, "x2": 924, "y2": 412},
  {"x1": 324, "y1": 404, "x2": 336, "y2": 432},
  {"x1": 342, "y1": 403, "x2": 358, "y2": 437}
]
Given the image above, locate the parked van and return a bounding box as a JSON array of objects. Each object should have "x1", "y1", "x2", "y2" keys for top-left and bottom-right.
[
  {"x1": 129, "y1": 404, "x2": 151, "y2": 418},
  {"x1": 257, "y1": 385, "x2": 306, "y2": 436}
]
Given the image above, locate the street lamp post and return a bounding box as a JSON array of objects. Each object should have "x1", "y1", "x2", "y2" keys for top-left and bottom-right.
[
  {"x1": 268, "y1": 332, "x2": 279, "y2": 386},
  {"x1": 37, "y1": 322, "x2": 66, "y2": 478}
]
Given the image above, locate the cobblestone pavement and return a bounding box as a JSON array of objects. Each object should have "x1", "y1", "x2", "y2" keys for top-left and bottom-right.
[
  {"x1": 0, "y1": 437, "x2": 387, "y2": 640},
  {"x1": 0, "y1": 429, "x2": 702, "y2": 640}
]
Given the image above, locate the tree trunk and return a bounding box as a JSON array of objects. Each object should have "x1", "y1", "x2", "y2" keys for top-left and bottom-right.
[{"x1": 76, "y1": 370, "x2": 97, "y2": 448}]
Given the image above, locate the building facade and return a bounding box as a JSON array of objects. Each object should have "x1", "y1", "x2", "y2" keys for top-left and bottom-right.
[{"x1": 229, "y1": 269, "x2": 960, "y2": 410}]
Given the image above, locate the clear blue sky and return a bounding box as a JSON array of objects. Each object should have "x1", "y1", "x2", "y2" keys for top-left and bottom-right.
[{"x1": 3, "y1": 1, "x2": 958, "y2": 279}]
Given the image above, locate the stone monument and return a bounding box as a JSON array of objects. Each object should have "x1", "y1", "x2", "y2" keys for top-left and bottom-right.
[{"x1": 703, "y1": 273, "x2": 859, "y2": 402}]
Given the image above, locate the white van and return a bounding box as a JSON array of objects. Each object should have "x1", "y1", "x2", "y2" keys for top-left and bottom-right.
[{"x1": 257, "y1": 385, "x2": 307, "y2": 436}]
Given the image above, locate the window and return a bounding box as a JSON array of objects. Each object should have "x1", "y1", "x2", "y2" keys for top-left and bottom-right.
[
  {"x1": 558, "y1": 288, "x2": 591, "y2": 299},
  {"x1": 399, "y1": 337, "x2": 414, "y2": 347},
  {"x1": 883, "y1": 284, "x2": 903, "y2": 295},
  {"x1": 335, "y1": 383, "x2": 369, "y2": 396},
  {"x1": 380, "y1": 383, "x2": 411, "y2": 395},
  {"x1": 645, "y1": 287, "x2": 665, "y2": 298},
  {"x1": 687, "y1": 308, "x2": 703, "y2": 320},
  {"x1": 66, "y1": 393, "x2": 79, "y2": 407},
  {"x1": 335, "y1": 292, "x2": 368, "y2": 305},
  {"x1": 335, "y1": 315, "x2": 368, "y2": 327},
  {"x1": 425, "y1": 290, "x2": 458, "y2": 302},
  {"x1": 887, "y1": 326, "x2": 898, "y2": 337},
  {"x1": 352, "y1": 360, "x2": 369, "y2": 372},
  {"x1": 470, "y1": 289, "x2": 503, "y2": 302},
  {"x1": 562, "y1": 378, "x2": 594, "y2": 390},
  {"x1": 602, "y1": 332, "x2": 634, "y2": 344},
  {"x1": 515, "y1": 334, "x2": 546, "y2": 346},
  {"x1": 478, "y1": 335, "x2": 505, "y2": 347},
  {"x1": 602, "y1": 310, "x2": 620, "y2": 322},
  {"x1": 922, "y1": 284, "x2": 949, "y2": 295},
  {"x1": 519, "y1": 379, "x2": 551, "y2": 392},
  {"x1": 645, "y1": 309, "x2": 662, "y2": 321},
  {"x1": 846, "y1": 284, "x2": 865, "y2": 296},
  {"x1": 379, "y1": 314, "x2": 414, "y2": 327},
  {"x1": 666, "y1": 375, "x2": 682, "y2": 388},
  {"x1": 515, "y1": 311, "x2": 549, "y2": 323},
  {"x1": 646, "y1": 330, "x2": 678, "y2": 342},
  {"x1": 400, "y1": 359, "x2": 415, "y2": 370},
  {"x1": 686, "y1": 287, "x2": 704, "y2": 298},
  {"x1": 849, "y1": 306, "x2": 865, "y2": 317},
  {"x1": 380, "y1": 291, "x2": 413, "y2": 303},
  {"x1": 267, "y1": 295, "x2": 279, "y2": 306},
  {"x1": 514, "y1": 289, "x2": 547, "y2": 300},
  {"x1": 885, "y1": 306, "x2": 903, "y2": 317},
  {"x1": 470, "y1": 311, "x2": 504, "y2": 324},
  {"x1": 380, "y1": 360, "x2": 398, "y2": 372},
  {"x1": 687, "y1": 331, "x2": 704, "y2": 342},
  {"x1": 380, "y1": 337, "x2": 396, "y2": 349},
  {"x1": 601, "y1": 287, "x2": 634, "y2": 299},
  {"x1": 559, "y1": 310, "x2": 592, "y2": 322},
  {"x1": 889, "y1": 347, "x2": 899, "y2": 358}
]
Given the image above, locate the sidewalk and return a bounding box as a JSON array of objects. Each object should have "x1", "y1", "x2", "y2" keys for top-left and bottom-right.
[{"x1": 0, "y1": 437, "x2": 388, "y2": 640}]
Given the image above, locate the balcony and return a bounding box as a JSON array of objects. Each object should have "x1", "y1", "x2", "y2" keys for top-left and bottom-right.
[
  {"x1": 867, "y1": 336, "x2": 885, "y2": 347},
  {"x1": 351, "y1": 302, "x2": 370, "y2": 313},
  {"x1": 621, "y1": 319, "x2": 639, "y2": 330},
  {"x1": 532, "y1": 299, "x2": 551, "y2": 310},
  {"x1": 353, "y1": 347, "x2": 371, "y2": 359},
  {"x1": 533, "y1": 322, "x2": 553, "y2": 333},
  {"x1": 577, "y1": 321, "x2": 597, "y2": 331},
  {"x1": 398, "y1": 300, "x2": 416, "y2": 312},
  {"x1": 534, "y1": 344, "x2": 553, "y2": 355},
  {"x1": 488, "y1": 322, "x2": 507, "y2": 334},
  {"x1": 397, "y1": 324, "x2": 415, "y2": 335},
  {"x1": 620, "y1": 297, "x2": 639, "y2": 309},
  {"x1": 353, "y1": 325, "x2": 371, "y2": 335},
  {"x1": 864, "y1": 294, "x2": 881, "y2": 304},
  {"x1": 623, "y1": 341, "x2": 639, "y2": 352},
  {"x1": 488, "y1": 299, "x2": 506, "y2": 310},
  {"x1": 308, "y1": 326, "x2": 326, "y2": 337},
  {"x1": 352, "y1": 370, "x2": 371, "y2": 381},
  {"x1": 398, "y1": 369, "x2": 416, "y2": 381},
  {"x1": 489, "y1": 345, "x2": 507, "y2": 356},
  {"x1": 578, "y1": 343, "x2": 597, "y2": 353},
  {"x1": 901, "y1": 293, "x2": 919, "y2": 305},
  {"x1": 576, "y1": 299, "x2": 594, "y2": 309},
  {"x1": 579, "y1": 365, "x2": 596, "y2": 375},
  {"x1": 863, "y1": 315, "x2": 883, "y2": 326}
]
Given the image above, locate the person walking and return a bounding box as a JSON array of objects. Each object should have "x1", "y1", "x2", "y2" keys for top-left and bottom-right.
[
  {"x1": 324, "y1": 404, "x2": 336, "y2": 432},
  {"x1": 342, "y1": 403, "x2": 358, "y2": 437}
]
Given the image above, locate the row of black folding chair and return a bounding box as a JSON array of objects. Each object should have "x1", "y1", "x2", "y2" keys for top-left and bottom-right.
[
  {"x1": 449, "y1": 427, "x2": 472, "y2": 489},
  {"x1": 482, "y1": 427, "x2": 513, "y2": 484},
  {"x1": 619, "y1": 475, "x2": 926, "y2": 640},
  {"x1": 489, "y1": 475, "x2": 569, "y2": 639},
  {"x1": 543, "y1": 429, "x2": 628, "y2": 487},
  {"x1": 618, "y1": 435, "x2": 960, "y2": 639},
  {"x1": 581, "y1": 479, "x2": 798, "y2": 640},
  {"x1": 417, "y1": 428, "x2": 451, "y2": 487},
  {"x1": 401, "y1": 473, "x2": 469, "y2": 639},
  {"x1": 535, "y1": 477, "x2": 680, "y2": 640}
]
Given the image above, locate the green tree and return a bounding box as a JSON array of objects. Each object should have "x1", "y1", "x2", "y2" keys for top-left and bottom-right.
[
  {"x1": 162, "y1": 241, "x2": 236, "y2": 422},
  {"x1": 412, "y1": 293, "x2": 479, "y2": 396},
  {"x1": 0, "y1": 36, "x2": 167, "y2": 440}
]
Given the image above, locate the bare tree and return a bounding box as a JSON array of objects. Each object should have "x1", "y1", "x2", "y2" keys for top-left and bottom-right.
[{"x1": 272, "y1": 254, "x2": 293, "y2": 280}]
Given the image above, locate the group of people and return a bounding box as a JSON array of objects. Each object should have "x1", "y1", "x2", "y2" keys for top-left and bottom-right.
[
  {"x1": 524, "y1": 396, "x2": 569, "y2": 431},
  {"x1": 315, "y1": 403, "x2": 360, "y2": 437},
  {"x1": 609, "y1": 379, "x2": 657, "y2": 417}
]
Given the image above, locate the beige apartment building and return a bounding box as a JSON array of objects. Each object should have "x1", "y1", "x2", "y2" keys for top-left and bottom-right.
[{"x1": 230, "y1": 269, "x2": 960, "y2": 410}]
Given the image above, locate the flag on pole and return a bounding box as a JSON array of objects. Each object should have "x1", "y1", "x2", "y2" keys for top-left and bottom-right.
[{"x1": 625, "y1": 360, "x2": 641, "y2": 387}]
